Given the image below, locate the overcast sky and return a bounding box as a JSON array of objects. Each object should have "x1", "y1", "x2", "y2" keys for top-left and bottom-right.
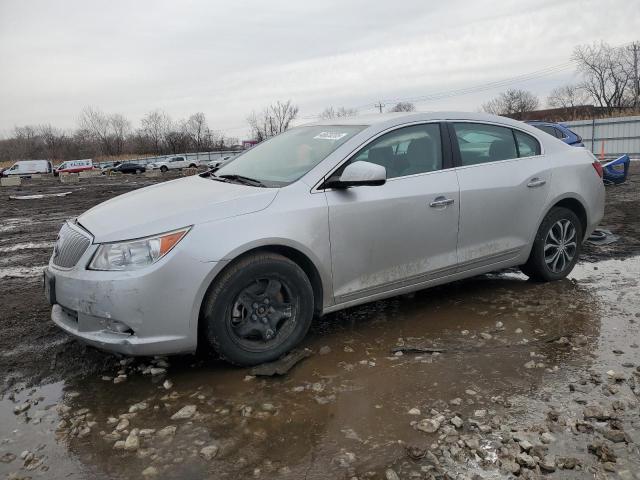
[{"x1": 0, "y1": 0, "x2": 637, "y2": 139}]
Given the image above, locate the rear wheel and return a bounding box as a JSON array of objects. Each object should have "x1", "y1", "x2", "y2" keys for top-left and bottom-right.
[
  {"x1": 520, "y1": 207, "x2": 582, "y2": 281},
  {"x1": 160, "y1": 166, "x2": 168, "y2": 173},
  {"x1": 189, "y1": 163, "x2": 197, "y2": 168},
  {"x1": 202, "y1": 253, "x2": 314, "y2": 366}
]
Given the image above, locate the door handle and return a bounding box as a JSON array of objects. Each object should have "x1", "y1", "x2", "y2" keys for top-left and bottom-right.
[
  {"x1": 527, "y1": 178, "x2": 546, "y2": 188},
  {"x1": 429, "y1": 196, "x2": 455, "y2": 208}
]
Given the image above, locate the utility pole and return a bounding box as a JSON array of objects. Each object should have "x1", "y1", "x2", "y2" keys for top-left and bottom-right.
[
  {"x1": 631, "y1": 42, "x2": 639, "y2": 109},
  {"x1": 374, "y1": 101, "x2": 385, "y2": 113}
]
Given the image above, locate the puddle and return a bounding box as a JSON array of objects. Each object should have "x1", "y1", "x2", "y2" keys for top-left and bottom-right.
[{"x1": 2, "y1": 256, "x2": 638, "y2": 479}]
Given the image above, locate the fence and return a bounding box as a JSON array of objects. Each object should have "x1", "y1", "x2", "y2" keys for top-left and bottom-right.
[
  {"x1": 563, "y1": 115, "x2": 640, "y2": 160},
  {"x1": 96, "y1": 150, "x2": 239, "y2": 168}
]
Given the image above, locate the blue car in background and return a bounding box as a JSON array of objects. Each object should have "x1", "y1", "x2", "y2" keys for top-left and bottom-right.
[{"x1": 526, "y1": 121, "x2": 584, "y2": 147}]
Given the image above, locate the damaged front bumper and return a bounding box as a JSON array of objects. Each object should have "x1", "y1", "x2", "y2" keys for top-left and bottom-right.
[{"x1": 47, "y1": 240, "x2": 220, "y2": 356}]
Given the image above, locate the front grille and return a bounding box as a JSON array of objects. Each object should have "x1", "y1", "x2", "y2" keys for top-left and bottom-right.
[{"x1": 52, "y1": 222, "x2": 92, "y2": 268}]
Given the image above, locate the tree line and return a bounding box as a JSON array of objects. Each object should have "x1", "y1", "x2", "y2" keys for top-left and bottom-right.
[{"x1": 0, "y1": 108, "x2": 239, "y2": 163}]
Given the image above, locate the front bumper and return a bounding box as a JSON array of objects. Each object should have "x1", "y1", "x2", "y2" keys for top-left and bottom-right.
[{"x1": 48, "y1": 240, "x2": 221, "y2": 356}]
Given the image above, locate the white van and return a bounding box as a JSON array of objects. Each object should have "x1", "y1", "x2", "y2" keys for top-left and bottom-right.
[
  {"x1": 55, "y1": 159, "x2": 93, "y2": 175},
  {"x1": 2, "y1": 160, "x2": 53, "y2": 177}
]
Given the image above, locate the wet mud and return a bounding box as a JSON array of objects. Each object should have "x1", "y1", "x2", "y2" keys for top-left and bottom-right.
[{"x1": 1, "y1": 165, "x2": 639, "y2": 479}]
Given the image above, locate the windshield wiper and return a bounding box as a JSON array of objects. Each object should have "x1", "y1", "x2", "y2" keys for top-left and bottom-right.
[{"x1": 217, "y1": 174, "x2": 266, "y2": 187}]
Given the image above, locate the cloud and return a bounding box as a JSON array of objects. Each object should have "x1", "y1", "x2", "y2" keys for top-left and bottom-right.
[{"x1": 0, "y1": 0, "x2": 637, "y2": 137}]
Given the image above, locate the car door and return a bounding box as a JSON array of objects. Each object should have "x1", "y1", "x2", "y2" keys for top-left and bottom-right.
[
  {"x1": 324, "y1": 123, "x2": 460, "y2": 304},
  {"x1": 450, "y1": 122, "x2": 552, "y2": 270}
]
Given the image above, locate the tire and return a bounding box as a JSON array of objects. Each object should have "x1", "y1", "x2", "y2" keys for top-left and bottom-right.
[
  {"x1": 189, "y1": 163, "x2": 197, "y2": 168},
  {"x1": 202, "y1": 253, "x2": 314, "y2": 366},
  {"x1": 520, "y1": 207, "x2": 583, "y2": 282},
  {"x1": 135, "y1": 169, "x2": 141, "y2": 174},
  {"x1": 160, "y1": 166, "x2": 168, "y2": 173}
]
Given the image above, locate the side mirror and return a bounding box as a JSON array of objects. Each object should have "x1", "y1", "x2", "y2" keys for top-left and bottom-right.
[{"x1": 324, "y1": 161, "x2": 387, "y2": 189}]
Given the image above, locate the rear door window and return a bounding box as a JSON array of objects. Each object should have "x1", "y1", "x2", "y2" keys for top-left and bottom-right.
[
  {"x1": 514, "y1": 130, "x2": 541, "y2": 157},
  {"x1": 452, "y1": 123, "x2": 518, "y2": 165}
]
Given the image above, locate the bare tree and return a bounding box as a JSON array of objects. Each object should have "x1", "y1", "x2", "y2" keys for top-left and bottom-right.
[
  {"x1": 248, "y1": 100, "x2": 299, "y2": 141},
  {"x1": 140, "y1": 110, "x2": 171, "y2": 154},
  {"x1": 164, "y1": 120, "x2": 191, "y2": 154},
  {"x1": 547, "y1": 84, "x2": 590, "y2": 109},
  {"x1": 482, "y1": 89, "x2": 540, "y2": 119},
  {"x1": 388, "y1": 102, "x2": 416, "y2": 112},
  {"x1": 573, "y1": 42, "x2": 634, "y2": 114},
  {"x1": 109, "y1": 113, "x2": 131, "y2": 156},
  {"x1": 320, "y1": 106, "x2": 358, "y2": 119},
  {"x1": 37, "y1": 124, "x2": 66, "y2": 160},
  {"x1": 78, "y1": 106, "x2": 112, "y2": 154},
  {"x1": 184, "y1": 112, "x2": 212, "y2": 152}
]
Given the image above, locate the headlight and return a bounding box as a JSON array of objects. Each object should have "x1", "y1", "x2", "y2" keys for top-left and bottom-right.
[{"x1": 88, "y1": 227, "x2": 191, "y2": 271}]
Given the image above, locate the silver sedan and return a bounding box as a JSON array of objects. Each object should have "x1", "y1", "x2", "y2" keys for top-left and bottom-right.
[{"x1": 45, "y1": 112, "x2": 605, "y2": 365}]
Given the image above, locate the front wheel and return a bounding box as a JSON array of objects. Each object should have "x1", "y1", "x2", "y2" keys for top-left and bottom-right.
[
  {"x1": 520, "y1": 207, "x2": 583, "y2": 282},
  {"x1": 160, "y1": 166, "x2": 168, "y2": 173},
  {"x1": 202, "y1": 253, "x2": 314, "y2": 366}
]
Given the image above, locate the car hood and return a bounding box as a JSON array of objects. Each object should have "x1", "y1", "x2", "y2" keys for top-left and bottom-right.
[{"x1": 78, "y1": 176, "x2": 278, "y2": 243}]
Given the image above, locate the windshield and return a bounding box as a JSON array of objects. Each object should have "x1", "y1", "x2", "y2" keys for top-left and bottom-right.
[{"x1": 216, "y1": 125, "x2": 365, "y2": 186}]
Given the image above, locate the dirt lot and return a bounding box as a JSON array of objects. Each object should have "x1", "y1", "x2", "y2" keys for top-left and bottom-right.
[{"x1": 1, "y1": 166, "x2": 639, "y2": 479}]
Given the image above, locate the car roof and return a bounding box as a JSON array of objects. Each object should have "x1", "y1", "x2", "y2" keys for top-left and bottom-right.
[{"x1": 304, "y1": 111, "x2": 533, "y2": 130}]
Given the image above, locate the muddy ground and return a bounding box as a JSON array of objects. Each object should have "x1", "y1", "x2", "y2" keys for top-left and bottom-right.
[{"x1": 1, "y1": 165, "x2": 639, "y2": 479}]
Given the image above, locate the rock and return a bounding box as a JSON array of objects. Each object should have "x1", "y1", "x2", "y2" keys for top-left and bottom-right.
[
  {"x1": 496, "y1": 321, "x2": 504, "y2": 329},
  {"x1": 524, "y1": 360, "x2": 536, "y2": 369},
  {"x1": 13, "y1": 403, "x2": 30, "y2": 414},
  {"x1": 583, "y1": 405, "x2": 611, "y2": 420},
  {"x1": 408, "y1": 408, "x2": 421, "y2": 416},
  {"x1": 588, "y1": 440, "x2": 616, "y2": 463},
  {"x1": 500, "y1": 459, "x2": 520, "y2": 474},
  {"x1": 157, "y1": 426, "x2": 177, "y2": 438},
  {"x1": 461, "y1": 329, "x2": 469, "y2": 335},
  {"x1": 162, "y1": 380, "x2": 173, "y2": 390},
  {"x1": 518, "y1": 440, "x2": 533, "y2": 452},
  {"x1": 607, "y1": 370, "x2": 626, "y2": 382},
  {"x1": 480, "y1": 332, "x2": 492, "y2": 340},
  {"x1": 171, "y1": 405, "x2": 197, "y2": 420},
  {"x1": 149, "y1": 368, "x2": 166, "y2": 376},
  {"x1": 474, "y1": 409, "x2": 486, "y2": 418},
  {"x1": 139, "y1": 429, "x2": 156, "y2": 437},
  {"x1": 465, "y1": 389, "x2": 477, "y2": 396},
  {"x1": 557, "y1": 457, "x2": 577, "y2": 469},
  {"x1": 113, "y1": 440, "x2": 126, "y2": 450},
  {"x1": 573, "y1": 334, "x2": 588, "y2": 346},
  {"x1": 319, "y1": 346, "x2": 331, "y2": 355},
  {"x1": 450, "y1": 398, "x2": 462, "y2": 406},
  {"x1": 1, "y1": 452, "x2": 17, "y2": 463},
  {"x1": 540, "y1": 456, "x2": 556, "y2": 472},
  {"x1": 200, "y1": 444, "x2": 219, "y2": 460},
  {"x1": 129, "y1": 402, "x2": 148, "y2": 413},
  {"x1": 115, "y1": 418, "x2": 129, "y2": 432},
  {"x1": 516, "y1": 453, "x2": 536, "y2": 468},
  {"x1": 515, "y1": 328, "x2": 523, "y2": 334},
  {"x1": 142, "y1": 466, "x2": 159, "y2": 477},
  {"x1": 113, "y1": 375, "x2": 127, "y2": 384},
  {"x1": 602, "y1": 429, "x2": 626, "y2": 443},
  {"x1": 405, "y1": 445, "x2": 427, "y2": 460},
  {"x1": 451, "y1": 416, "x2": 464, "y2": 429},
  {"x1": 540, "y1": 432, "x2": 555, "y2": 444},
  {"x1": 124, "y1": 432, "x2": 139, "y2": 451},
  {"x1": 415, "y1": 418, "x2": 441, "y2": 433},
  {"x1": 385, "y1": 469, "x2": 400, "y2": 480}
]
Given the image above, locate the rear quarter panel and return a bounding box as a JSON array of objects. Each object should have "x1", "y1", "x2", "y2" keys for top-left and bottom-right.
[{"x1": 539, "y1": 146, "x2": 605, "y2": 240}]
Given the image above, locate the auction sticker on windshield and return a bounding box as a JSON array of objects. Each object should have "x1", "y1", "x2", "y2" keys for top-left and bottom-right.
[{"x1": 313, "y1": 131, "x2": 348, "y2": 141}]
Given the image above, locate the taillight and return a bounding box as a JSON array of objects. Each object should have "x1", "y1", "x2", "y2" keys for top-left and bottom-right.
[{"x1": 592, "y1": 161, "x2": 603, "y2": 178}]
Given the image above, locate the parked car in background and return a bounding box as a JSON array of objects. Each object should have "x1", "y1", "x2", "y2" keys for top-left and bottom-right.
[
  {"x1": 55, "y1": 159, "x2": 94, "y2": 176},
  {"x1": 207, "y1": 155, "x2": 236, "y2": 170},
  {"x1": 147, "y1": 156, "x2": 198, "y2": 173},
  {"x1": 2, "y1": 159, "x2": 53, "y2": 177},
  {"x1": 526, "y1": 121, "x2": 584, "y2": 147},
  {"x1": 103, "y1": 162, "x2": 146, "y2": 174},
  {"x1": 45, "y1": 112, "x2": 604, "y2": 366}
]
